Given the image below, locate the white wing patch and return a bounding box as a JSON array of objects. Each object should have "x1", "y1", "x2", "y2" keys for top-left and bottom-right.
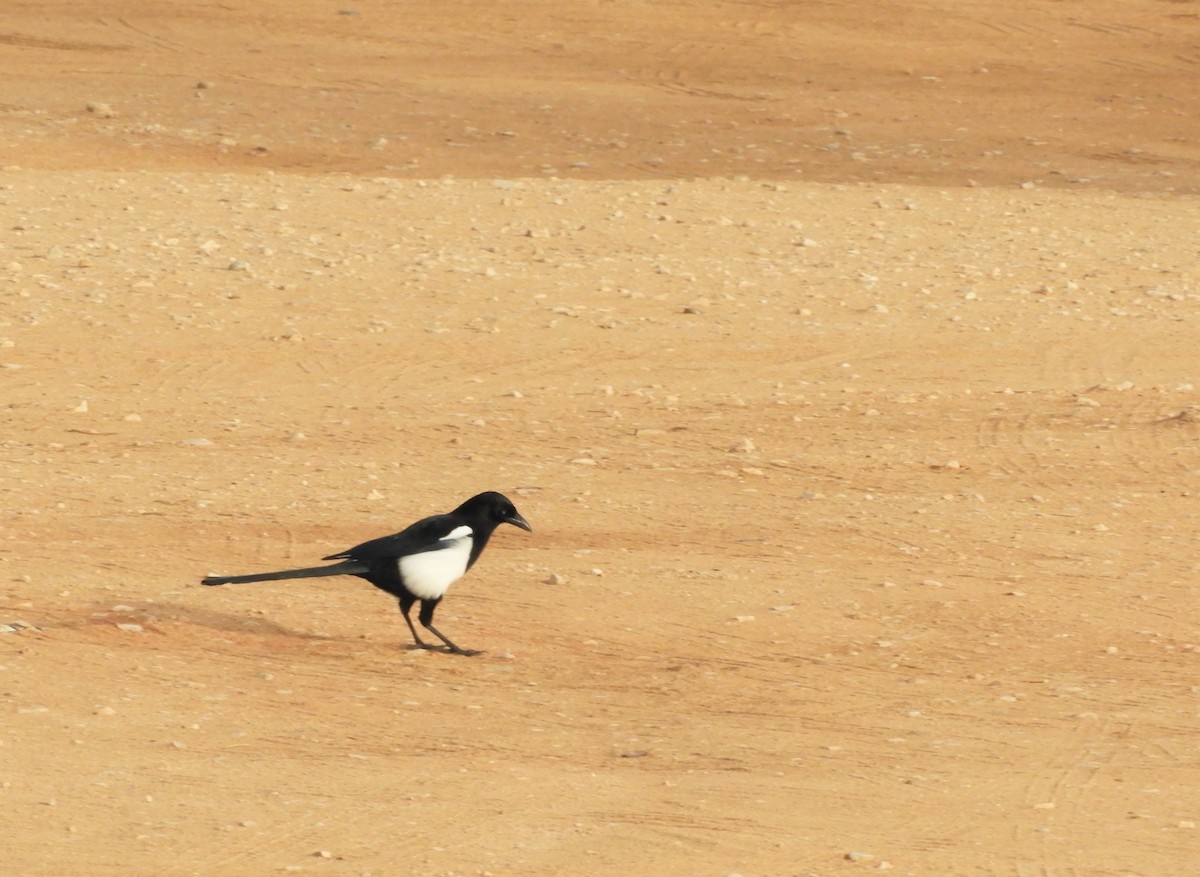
[{"x1": 397, "y1": 525, "x2": 473, "y2": 600}]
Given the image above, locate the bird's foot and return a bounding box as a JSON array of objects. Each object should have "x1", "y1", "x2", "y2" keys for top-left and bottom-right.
[{"x1": 408, "y1": 641, "x2": 480, "y2": 656}]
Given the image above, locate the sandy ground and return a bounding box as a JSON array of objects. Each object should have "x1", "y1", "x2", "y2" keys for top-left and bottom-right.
[{"x1": 2, "y1": 2, "x2": 1200, "y2": 875}]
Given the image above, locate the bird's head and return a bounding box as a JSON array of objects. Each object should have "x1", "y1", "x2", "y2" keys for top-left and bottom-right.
[{"x1": 458, "y1": 491, "x2": 532, "y2": 533}]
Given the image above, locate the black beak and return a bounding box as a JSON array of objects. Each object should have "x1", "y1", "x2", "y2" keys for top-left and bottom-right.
[{"x1": 505, "y1": 512, "x2": 532, "y2": 533}]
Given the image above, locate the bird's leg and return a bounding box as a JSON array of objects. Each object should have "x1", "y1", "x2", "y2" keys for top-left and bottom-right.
[
  {"x1": 419, "y1": 599, "x2": 481, "y2": 656},
  {"x1": 397, "y1": 595, "x2": 430, "y2": 650}
]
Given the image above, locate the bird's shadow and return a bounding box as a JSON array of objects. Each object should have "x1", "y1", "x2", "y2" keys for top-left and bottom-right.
[
  {"x1": 91, "y1": 600, "x2": 472, "y2": 654},
  {"x1": 14, "y1": 595, "x2": 477, "y2": 655},
  {"x1": 60, "y1": 599, "x2": 334, "y2": 641}
]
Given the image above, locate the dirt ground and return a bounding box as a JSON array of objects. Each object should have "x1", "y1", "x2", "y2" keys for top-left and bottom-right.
[{"x1": 2, "y1": 2, "x2": 1199, "y2": 875}]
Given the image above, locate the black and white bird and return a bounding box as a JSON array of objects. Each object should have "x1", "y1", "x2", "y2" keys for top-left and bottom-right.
[{"x1": 201, "y1": 491, "x2": 531, "y2": 656}]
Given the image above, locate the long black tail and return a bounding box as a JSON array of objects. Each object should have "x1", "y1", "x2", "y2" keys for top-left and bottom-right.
[{"x1": 201, "y1": 559, "x2": 369, "y2": 586}]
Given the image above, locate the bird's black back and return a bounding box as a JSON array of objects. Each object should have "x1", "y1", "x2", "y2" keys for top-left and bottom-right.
[
  {"x1": 323, "y1": 491, "x2": 525, "y2": 571},
  {"x1": 324, "y1": 513, "x2": 462, "y2": 562}
]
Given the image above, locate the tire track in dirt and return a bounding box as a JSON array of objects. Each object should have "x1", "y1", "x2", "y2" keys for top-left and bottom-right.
[
  {"x1": 0, "y1": 32, "x2": 126, "y2": 52},
  {"x1": 133, "y1": 359, "x2": 236, "y2": 401},
  {"x1": 1011, "y1": 715, "x2": 1123, "y2": 877},
  {"x1": 1090, "y1": 397, "x2": 1200, "y2": 484},
  {"x1": 647, "y1": 11, "x2": 792, "y2": 105},
  {"x1": 976, "y1": 405, "x2": 1051, "y2": 482},
  {"x1": 111, "y1": 17, "x2": 191, "y2": 54},
  {"x1": 965, "y1": 10, "x2": 1193, "y2": 73}
]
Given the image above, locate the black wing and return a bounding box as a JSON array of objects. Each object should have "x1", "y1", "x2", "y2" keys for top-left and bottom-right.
[{"x1": 322, "y1": 513, "x2": 462, "y2": 562}]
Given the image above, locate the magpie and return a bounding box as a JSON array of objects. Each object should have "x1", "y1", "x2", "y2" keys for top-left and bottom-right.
[{"x1": 201, "y1": 491, "x2": 531, "y2": 656}]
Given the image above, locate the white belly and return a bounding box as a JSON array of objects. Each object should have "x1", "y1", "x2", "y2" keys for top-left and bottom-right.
[{"x1": 397, "y1": 529, "x2": 473, "y2": 600}]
